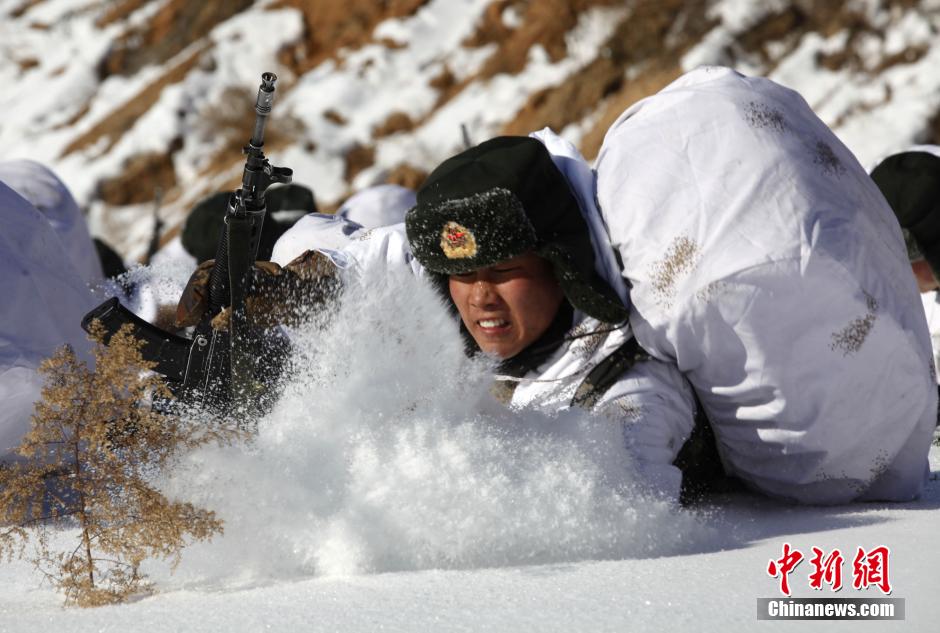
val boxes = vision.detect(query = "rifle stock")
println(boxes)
[81,297,190,383]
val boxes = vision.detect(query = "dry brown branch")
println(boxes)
[0,323,242,607]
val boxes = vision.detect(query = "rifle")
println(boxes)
[82,72,292,416]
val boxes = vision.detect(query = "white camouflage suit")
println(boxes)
[595,67,936,504]
[0,162,100,463]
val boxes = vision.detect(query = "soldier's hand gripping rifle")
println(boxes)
[81,72,292,415]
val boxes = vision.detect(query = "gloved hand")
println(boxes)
[175,249,339,330]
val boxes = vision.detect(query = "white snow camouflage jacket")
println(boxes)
[0,167,99,463]
[595,66,936,504]
[921,291,940,383]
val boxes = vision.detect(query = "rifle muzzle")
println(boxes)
[251,72,277,147]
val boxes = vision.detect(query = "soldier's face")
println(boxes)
[448,252,565,359]
[912,259,940,293]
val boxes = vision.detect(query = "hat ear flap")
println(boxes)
[537,244,629,324]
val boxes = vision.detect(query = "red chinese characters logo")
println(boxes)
[808,547,844,591]
[852,546,892,595]
[767,544,891,596]
[767,543,804,596]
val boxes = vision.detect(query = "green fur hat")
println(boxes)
[182,184,316,263]
[405,136,628,324]
[871,150,940,276]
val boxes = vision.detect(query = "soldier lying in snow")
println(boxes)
[590,67,934,504]
[178,67,936,506]
[870,144,940,383]
[0,162,101,464]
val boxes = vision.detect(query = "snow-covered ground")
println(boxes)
[1,270,938,632]
[1,463,937,631]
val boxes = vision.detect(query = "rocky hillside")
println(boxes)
[1,0,938,260]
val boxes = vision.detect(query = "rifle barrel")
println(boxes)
[250,72,277,147]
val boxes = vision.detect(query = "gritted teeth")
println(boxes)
[478,319,509,328]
